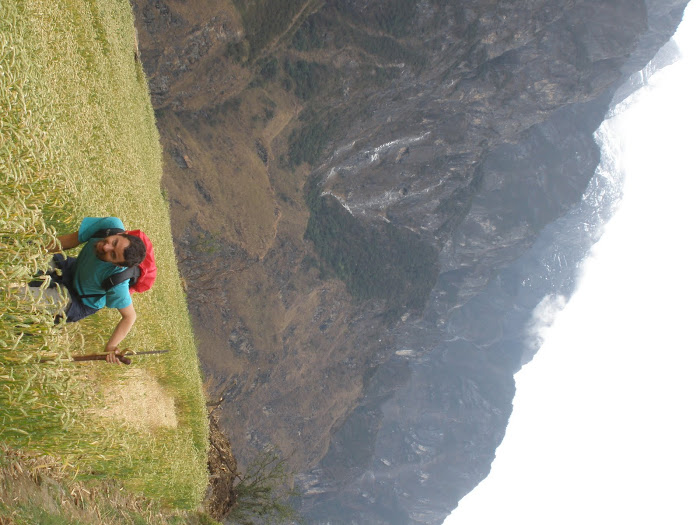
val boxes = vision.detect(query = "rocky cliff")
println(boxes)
[130,1,688,523]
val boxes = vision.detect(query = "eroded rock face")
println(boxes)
[131,0,688,523]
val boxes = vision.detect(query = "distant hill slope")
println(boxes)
[131,0,688,522]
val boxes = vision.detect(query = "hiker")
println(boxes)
[32,217,154,364]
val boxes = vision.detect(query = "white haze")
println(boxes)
[443,2,700,523]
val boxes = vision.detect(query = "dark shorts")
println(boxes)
[30,254,100,323]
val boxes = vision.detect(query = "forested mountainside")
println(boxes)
[130,1,688,522]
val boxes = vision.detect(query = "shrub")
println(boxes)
[228,448,300,525]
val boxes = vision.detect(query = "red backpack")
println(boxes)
[124,229,157,293]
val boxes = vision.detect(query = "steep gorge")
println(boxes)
[130,1,688,522]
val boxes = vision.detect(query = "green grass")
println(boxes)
[1,0,208,513]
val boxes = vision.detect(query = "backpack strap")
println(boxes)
[101,266,141,290]
[90,227,125,239]
[77,267,139,299]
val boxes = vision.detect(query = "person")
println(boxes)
[36,217,147,364]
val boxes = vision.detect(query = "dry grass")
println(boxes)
[0,445,218,524]
[1,0,208,512]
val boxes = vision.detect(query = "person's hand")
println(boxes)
[105,346,123,365]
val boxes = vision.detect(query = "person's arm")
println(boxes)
[104,304,137,364]
[47,231,80,253]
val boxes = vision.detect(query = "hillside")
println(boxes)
[1,1,209,521]
[130,0,689,523]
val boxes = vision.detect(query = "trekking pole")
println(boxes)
[72,349,169,365]
[41,349,169,365]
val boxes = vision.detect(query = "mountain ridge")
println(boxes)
[129,0,688,522]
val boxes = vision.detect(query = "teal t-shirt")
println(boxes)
[73,217,131,310]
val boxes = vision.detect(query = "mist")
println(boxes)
[443,1,700,523]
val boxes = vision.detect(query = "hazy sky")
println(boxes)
[443,2,700,523]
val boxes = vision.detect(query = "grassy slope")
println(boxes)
[1,0,208,515]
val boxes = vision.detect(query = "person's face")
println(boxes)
[95,234,130,265]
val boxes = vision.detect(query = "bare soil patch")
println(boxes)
[97,368,178,430]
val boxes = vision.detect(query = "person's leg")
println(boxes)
[22,279,71,317]
[17,255,97,323]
